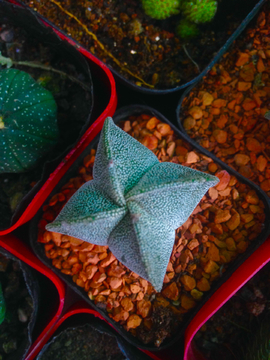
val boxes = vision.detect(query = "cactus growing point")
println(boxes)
[0,68,58,173]
[46,117,219,291]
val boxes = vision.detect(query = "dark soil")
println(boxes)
[22,0,260,90]
[194,261,270,360]
[38,324,127,360]
[0,17,92,230]
[0,253,34,360]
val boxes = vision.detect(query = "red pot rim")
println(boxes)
[0,234,66,360]
[0,0,117,236]
[184,235,270,360]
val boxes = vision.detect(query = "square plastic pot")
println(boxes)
[0,0,117,235]
[29,104,270,358]
[11,0,265,94]
[0,234,66,360]
[35,301,156,360]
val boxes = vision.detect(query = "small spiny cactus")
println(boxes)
[0,68,58,173]
[47,117,219,291]
[176,18,199,39]
[141,0,182,19]
[182,0,218,24]
[140,0,218,40]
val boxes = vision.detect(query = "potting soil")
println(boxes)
[38,324,126,360]
[22,0,259,90]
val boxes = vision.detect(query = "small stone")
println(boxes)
[0,29,14,42]
[18,308,28,323]
[3,339,17,354]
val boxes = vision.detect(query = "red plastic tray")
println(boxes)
[184,235,270,360]
[1,0,117,236]
[0,234,66,360]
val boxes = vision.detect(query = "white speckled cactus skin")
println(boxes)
[47,117,219,291]
[0,68,58,173]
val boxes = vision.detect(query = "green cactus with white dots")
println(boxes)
[0,68,58,173]
[47,117,219,291]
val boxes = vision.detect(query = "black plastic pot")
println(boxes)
[15,0,265,94]
[36,311,151,360]
[0,0,93,232]
[29,105,270,354]
[0,246,39,360]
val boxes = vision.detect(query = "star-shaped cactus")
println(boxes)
[46,117,219,291]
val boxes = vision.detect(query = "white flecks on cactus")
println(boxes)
[0,68,58,173]
[46,117,219,291]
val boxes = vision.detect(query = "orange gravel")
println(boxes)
[180,7,270,197]
[38,114,266,347]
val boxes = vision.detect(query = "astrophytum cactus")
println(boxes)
[0,68,58,173]
[47,117,219,291]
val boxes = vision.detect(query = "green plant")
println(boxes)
[47,117,218,291]
[0,68,58,173]
[176,18,199,39]
[140,0,217,39]
[0,283,6,325]
[141,0,182,19]
[182,0,218,24]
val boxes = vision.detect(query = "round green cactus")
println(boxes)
[0,68,58,173]
[141,0,182,19]
[182,0,218,24]
[176,18,199,39]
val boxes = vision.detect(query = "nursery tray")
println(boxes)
[0,245,39,360]
[36,302,153,360]
[13,0,266,94]
[0,234,65,360]
[0,0,117,235]
[29,105,270,354]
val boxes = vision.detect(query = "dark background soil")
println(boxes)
[38,324,126,360]
[0,254,34,360]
